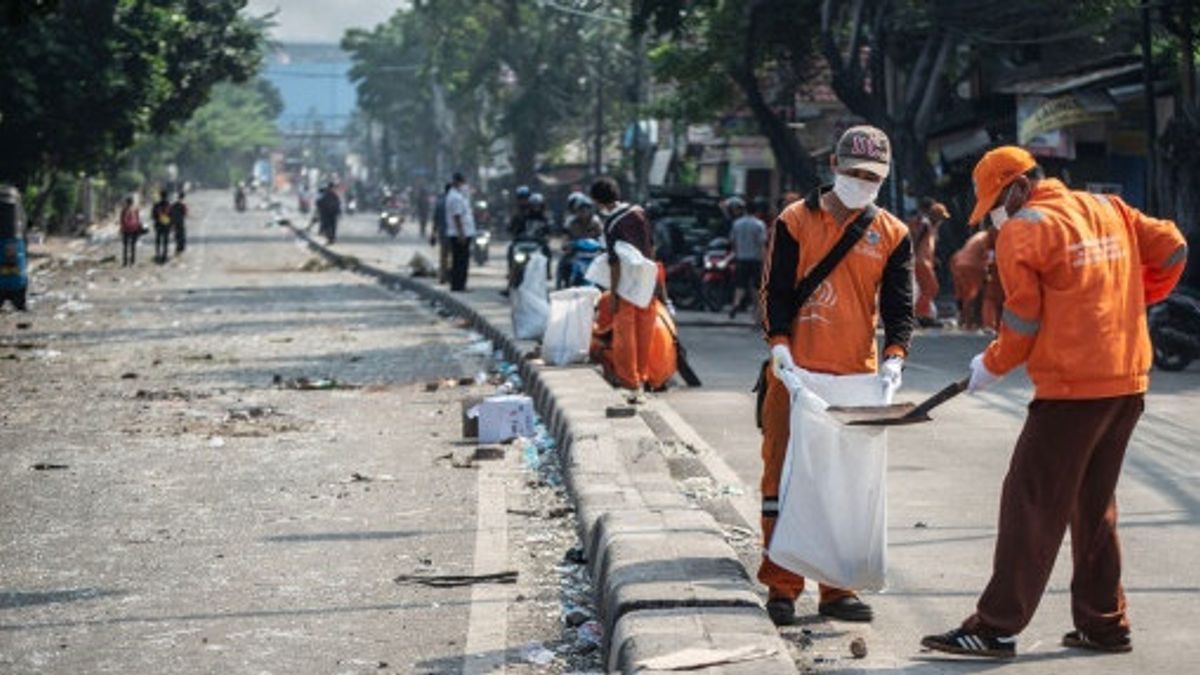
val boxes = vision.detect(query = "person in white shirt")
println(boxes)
[444,172,476,291]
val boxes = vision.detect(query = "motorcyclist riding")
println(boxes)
[507,190,552,289]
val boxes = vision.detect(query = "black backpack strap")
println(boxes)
[791,203,877,309]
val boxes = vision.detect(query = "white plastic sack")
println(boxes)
[767,369,891,591]
[583,253,610,289]
[543,287,601,365]
[512,252,549,340]
[581,242,657,308]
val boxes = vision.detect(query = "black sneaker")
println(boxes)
[1062,630,1131,654]
[818,595,874,622]
[766,598,796,627]
[921,627,1016,659]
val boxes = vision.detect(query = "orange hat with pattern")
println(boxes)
[969,146,1036,226]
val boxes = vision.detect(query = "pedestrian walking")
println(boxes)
[910,197,949,327]
[119,196,142,267]
[726,196,766,320]
[416,184,430,240]
[757,126,914,626]
[445,173,476,292]
[170,191,188,255]
[921,146,1187,660]
[316,181,341,244]
[433,183,451,284]
[151,190,172,264]
[591,176,656,394]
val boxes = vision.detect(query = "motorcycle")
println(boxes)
[234,189,247,213]
[378,210,402,238]
[700,237,736,312]
[473,227,491,266]
[346,196,358,215]
[557,238,603,289]
[508,238,548,289]
[664,248,705,311]
[1149,289,1200,371]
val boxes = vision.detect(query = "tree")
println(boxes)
[635,0,823,190]
[0,1,265,197]
[346,1,628,188]
[132,79,281,187]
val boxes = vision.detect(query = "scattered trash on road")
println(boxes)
[31,463,69,471]
[120,372,139,380]
[634,645,779,670]
[393,570,518,587]
[273,375,360,391]
[225,405,276,421]
[519,642,556,666]
[208,436,226,448]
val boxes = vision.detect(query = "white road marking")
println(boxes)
[463,469,510,674]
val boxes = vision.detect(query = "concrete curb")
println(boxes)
[284,225,796,674]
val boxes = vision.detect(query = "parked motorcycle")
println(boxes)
[1149,289,1200,371]
[473,227,491,266]
[700,237,736,312]
[555,238,603,289]
[664,248,705,311]
[378,210,402,238]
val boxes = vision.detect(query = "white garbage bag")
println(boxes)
[581,242,658,309]
[543,287,601,366]
[583,253,610,289]
[511,252,549,340]
[767,369,891,591]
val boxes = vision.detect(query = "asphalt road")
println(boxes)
[0,193,597,674]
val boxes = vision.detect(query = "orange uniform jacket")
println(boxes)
[763,188,915,373]
[983,179,1187,399]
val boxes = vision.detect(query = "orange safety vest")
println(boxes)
[763,194,913,375]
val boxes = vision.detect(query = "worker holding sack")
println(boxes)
[756,126,915,626]
[591,177,657,394]
[921,147,1187,659]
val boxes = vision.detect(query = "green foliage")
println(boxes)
[134,80,280,187]
[344,0,630,184]
[0,0,266,189]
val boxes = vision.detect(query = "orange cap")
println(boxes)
[968,146,1036,226]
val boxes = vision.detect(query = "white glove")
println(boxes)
[880,356,903,397]
[968,353,1002,393]
[770,344,796,379]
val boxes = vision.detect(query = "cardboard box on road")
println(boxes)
[467,395,536,444]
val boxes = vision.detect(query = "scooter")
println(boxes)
[379,210,402,238]
[473,227,491,266]
[1149,289,1200,371]
[509,238,548,289]
[557,238,603,289]
[701,237,736,312]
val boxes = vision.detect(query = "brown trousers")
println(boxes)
[757,367,856,604]
[965,394,1143,641]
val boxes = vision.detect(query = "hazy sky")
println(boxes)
[245,1,402,44]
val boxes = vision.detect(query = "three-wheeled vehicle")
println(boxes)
[0,185,28,311]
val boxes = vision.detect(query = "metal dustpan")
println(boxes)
[827,377,969,427]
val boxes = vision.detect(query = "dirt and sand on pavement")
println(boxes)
[0,193,602,674]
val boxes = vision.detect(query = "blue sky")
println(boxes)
[245,1,401,44]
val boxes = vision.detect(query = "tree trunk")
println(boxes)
[730,68,820,192]
[512,127,538,187]
[29,172,58,233]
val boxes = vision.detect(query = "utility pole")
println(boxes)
[594,42,605,177]
[631,30,648,203]
[1141,3,1158,212]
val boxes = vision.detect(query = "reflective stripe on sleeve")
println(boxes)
[1164,245,1187,268]
[1002,308,1040,336]
[762,497,780,518]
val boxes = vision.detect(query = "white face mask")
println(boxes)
[989,184,1018,230]
[832,174,881,209]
